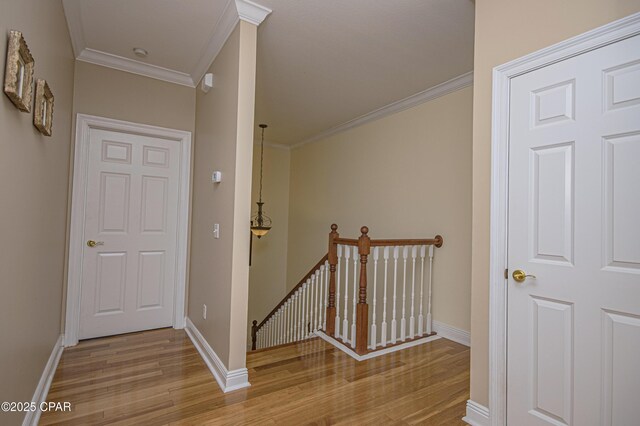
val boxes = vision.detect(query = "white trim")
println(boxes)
[488,12,640,426]
[22,335,64,426]
[61,0,85,57]
[191,0,242,86]
[64,114,191,346]
[63,0,270,88]
[185,318,251,392]
[432,320,470,347]
[463,400,490,426]
[292,71,473,149]
[235,0,272,26]
[315,331,441,361]
[77,49,195,87]
[253,139,291,151]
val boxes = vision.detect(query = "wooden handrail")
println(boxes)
[256,253,329,330]
[334,237,359,246]
[370,236,443,247]
[336,236,443,248]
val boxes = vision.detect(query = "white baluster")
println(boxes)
[401,246,408,341]
[324,260,329,330]
[351,246,357,349]
[371,247,379,349]
[283,306,287,343]
[298,287,303,341]
[306,275,314,337]
[381,246,389,347]
[301,283,307,340]
[268,319,273,347]
[307,278,313,337]
[275,309,282,346]
[266,322,270,347]
[280,308,284,345]
[315,270,321,331]
[273,314,277,346]
[292,292,298,341]
[410,245,417,338]
[335,245,342,338]
[418,245,426,336]
[283,306,287,344]
[286,300,291,343]
[309,274,315,335]
[391,246,399,344]
[290,300,294,343]
[343,246,350,341]
[427,245,434,335]
[305,275,313,338]
[318,266,324,331]
[274,313,279,346]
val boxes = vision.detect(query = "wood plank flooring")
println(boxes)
[41,328,469,425]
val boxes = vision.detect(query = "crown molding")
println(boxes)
[253,140,291,151]
[236,0,273,26]
[190,0,240,86]
[77,49,195,87]
[63,0,271,88]
[62,0,86,57]
[292,70,474,149]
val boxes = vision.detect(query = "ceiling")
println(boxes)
[63,0,475,146]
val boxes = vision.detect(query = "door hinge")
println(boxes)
[504,268,508,279]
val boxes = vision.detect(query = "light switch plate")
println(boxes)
[212,171,222,183]
[213,223,220,238]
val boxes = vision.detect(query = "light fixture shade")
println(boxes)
[250,226,271,238]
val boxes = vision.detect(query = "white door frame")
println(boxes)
[64,114,192,347]
[488,12,640,426]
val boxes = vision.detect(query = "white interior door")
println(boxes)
[507,34,640,425]
[79,126,182,340]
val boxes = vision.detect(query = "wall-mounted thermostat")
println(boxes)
[212,171,222,183]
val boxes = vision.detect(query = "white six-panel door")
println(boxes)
[507,34,640,425]
[78,127,182,339]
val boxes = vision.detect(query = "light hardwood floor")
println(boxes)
[41,328,469,425]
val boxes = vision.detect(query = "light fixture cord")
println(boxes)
[258,125,265,203]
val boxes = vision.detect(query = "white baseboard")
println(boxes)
[184,318,250,393]
[463,400,490,426]
[315,331,441,361]
[433,320,470,347]
[22,335,64,426]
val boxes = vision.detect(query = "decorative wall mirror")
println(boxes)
[3,30,35,112]
[33,79,54,136]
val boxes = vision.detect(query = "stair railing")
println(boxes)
[252,224,443,356]
[253,254,329,350]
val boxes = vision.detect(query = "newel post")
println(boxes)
[356,226,371,355]
[326,224,339,336]
[251,320,258,350]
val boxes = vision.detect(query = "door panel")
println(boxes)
[79,127,181,339]
[507,34,640,425]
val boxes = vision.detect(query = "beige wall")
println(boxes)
[287,87,473,332]
[0,1,75,424]
[189,21,258,370]
[470,0,640,407]
[248,144,290,344]
[73,61,195,132]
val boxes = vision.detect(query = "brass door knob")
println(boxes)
[512,269,536,283]
[86,240,104,248]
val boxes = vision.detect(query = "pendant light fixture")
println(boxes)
[250,124,272,238]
